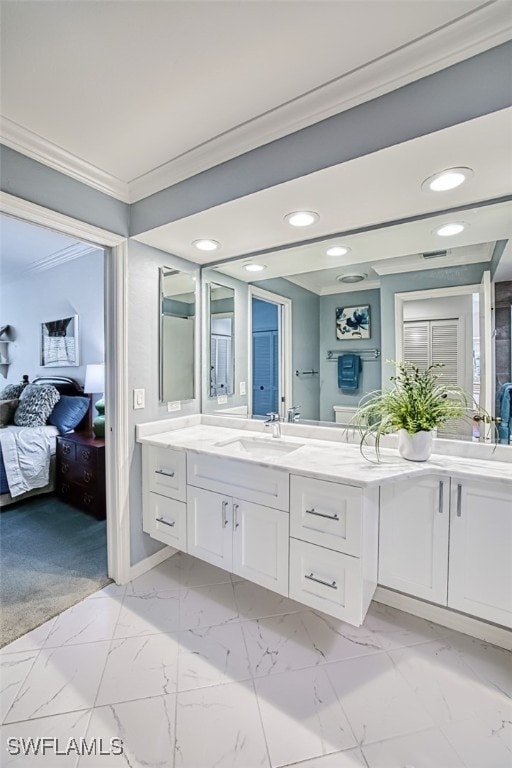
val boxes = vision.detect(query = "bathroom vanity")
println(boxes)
[137,416,512,637]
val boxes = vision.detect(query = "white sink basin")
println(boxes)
[215,436,304,458]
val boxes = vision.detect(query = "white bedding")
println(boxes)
[0,425,59,497]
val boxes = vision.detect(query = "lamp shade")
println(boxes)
[84,363,105,394]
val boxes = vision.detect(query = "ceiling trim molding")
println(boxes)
[2,242,99,284]
[128,3,511,202]
[0,118,130,203]
[1,5,510,206]
[373,249,493,276]
[0,192,126,247]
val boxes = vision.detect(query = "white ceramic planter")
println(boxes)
[398,429,433,461]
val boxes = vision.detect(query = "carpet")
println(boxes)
[0,495,110,647]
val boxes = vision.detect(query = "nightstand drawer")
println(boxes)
[145,446,186,502]
[59,481,105,519]
[289,538,363,625]
[76,444,98,467]
[58,439,76,461]
[290,475,362,556]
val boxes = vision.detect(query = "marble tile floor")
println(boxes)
[1,552,510,768]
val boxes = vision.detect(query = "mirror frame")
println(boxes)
[207,280,236,400]
[159,266,197,404]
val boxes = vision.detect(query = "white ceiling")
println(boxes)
[1,1,509,201]
[0,214,100,283]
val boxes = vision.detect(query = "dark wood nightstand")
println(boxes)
[56,432,106,519]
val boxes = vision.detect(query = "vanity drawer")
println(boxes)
[144,446,186,502]
[187,453,289,511]
[290,475,362,556]
[145,492,187,550]
[289,538,363,626]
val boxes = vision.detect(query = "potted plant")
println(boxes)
[353,361,473,462]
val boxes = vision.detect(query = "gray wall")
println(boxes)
[0,249,104,386]
[0,146,129,236]
[128,240,200,566]
[255,278,320,421]
[319,289,381,421]
[380,262,488,384]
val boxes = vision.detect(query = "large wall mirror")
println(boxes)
[160,267,196,403]
[209,282,235,398]
[210,199,512,444]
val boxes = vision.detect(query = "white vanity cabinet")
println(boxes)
[379,476,512,628]
[187,486,289,594]
[379,476,449,604]
[289,475,379,626]
[142,446,187,550]
[448,479,512,628]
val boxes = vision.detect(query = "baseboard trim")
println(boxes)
[128,546,177,583]
[373,586,512,651]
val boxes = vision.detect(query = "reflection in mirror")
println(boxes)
[209,282,235,397]
[160,268,196,403]
[211,200,512,444]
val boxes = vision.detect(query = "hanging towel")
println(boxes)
[338,354,361,390]
[497,382,512,443]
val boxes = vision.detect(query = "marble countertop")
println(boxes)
[137,421,512,488]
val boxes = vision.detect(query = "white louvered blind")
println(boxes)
[403,319,469,439]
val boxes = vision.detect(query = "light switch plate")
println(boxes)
[168,401,181,412]
[133,388,145,409]
[240,381,246,395]
[217,395,228,405]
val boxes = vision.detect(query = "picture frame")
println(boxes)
[41,315,79,367]
[336,305,370,340]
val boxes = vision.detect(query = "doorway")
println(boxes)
[248,286,292,420]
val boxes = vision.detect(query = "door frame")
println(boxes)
[0,191,131,583]
[248,286,292,420]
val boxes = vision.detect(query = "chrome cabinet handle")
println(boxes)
[222,500,229,528]
[305,572,337,590]
[456,484,462,517]
[305,508,339,522]
[155,469,175,478]
[438,481,444,514]
[156,517,175,528]
[233,503,240,530]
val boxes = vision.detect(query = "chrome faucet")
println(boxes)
[264,412,281,438]
[287,405,301,423]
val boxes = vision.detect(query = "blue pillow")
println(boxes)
[48,395,89,434]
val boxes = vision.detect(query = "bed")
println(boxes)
[0,376,91,507]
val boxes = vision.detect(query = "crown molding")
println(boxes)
[0,118,130,203]
[373,248,493,276]
[2,241,99,285]
[1,3,510,206]
[129,2,512,202]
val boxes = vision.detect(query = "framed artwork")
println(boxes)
[41,315,79,367]
[336,305,370,340]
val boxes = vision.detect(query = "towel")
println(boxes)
[497,382,512,443]
[338,354,361,390]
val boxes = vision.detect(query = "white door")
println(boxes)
[187,486,233,571]
[479,270,494,440]
[379,476,450,604]
[448,480,512,628]
[232,499,289,596]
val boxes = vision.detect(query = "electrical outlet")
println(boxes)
[167,401,181,412]
[217,395,228,405]
[133,388,145,409]
[240,381,246,395]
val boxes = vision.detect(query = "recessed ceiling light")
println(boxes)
[422,167,474,192]
[192,239,220,251]
[434,222,466,237]
[244,263,267,273]
[284,211,319,227]
[326,245,350,257]
[337,272,367,284]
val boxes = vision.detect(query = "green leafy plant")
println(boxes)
[353,361,475,460]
